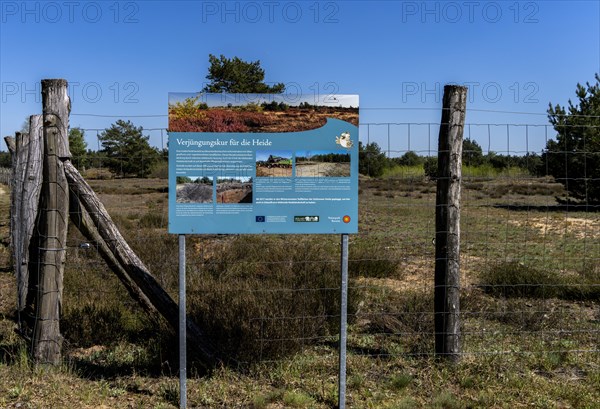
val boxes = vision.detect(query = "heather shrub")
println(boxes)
[187,235,362,362]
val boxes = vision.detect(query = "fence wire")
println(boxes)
[60,122,599,361]
[1,118,598,404]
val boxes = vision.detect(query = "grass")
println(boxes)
[381,164,424,178]
[381,164,532,179]
[0,173,599,407]
[479,260,600,300]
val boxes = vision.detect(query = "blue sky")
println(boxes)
[1,0,599,155]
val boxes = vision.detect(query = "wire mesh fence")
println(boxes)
[1,116,599,405]
[50,120,598,363]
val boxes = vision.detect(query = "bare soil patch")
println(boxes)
[296,162,350,177]
[256,166,292,177]
[217,182,252,204]
[508,216,600,240]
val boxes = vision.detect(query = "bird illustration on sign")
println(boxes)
[335,132,353,149]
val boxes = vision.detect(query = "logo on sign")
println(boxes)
[294,216,320,222]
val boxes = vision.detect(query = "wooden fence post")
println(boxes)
[32,79,70,364]
[12,132,28,295]
[19,116,44,321]
[434,84,467,362]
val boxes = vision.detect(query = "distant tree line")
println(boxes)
[218,177,253,184]
[297,153,350,163]
[361,74,600,204]
[359,139,544,179]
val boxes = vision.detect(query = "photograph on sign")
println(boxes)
[175,176,213,204]
[168,93,359,234]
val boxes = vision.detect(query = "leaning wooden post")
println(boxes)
[434,85,467,362]
[32,79,71,365]
[64,161,221,369]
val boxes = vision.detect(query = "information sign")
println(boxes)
[168,93,359,234]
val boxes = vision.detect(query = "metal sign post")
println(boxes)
[179,234,187,409]
[339,234,349,409]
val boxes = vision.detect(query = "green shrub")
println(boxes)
[150,161,169,179]
[479,261,600,301]
[168,96,208,120]
[423,156,438,180]
[238,102,263,112]
[359,142,389,177]
[479,262,563,299]
[138,211,167,229]
[62,304,139,347]
[349,240,400,279]
[358,289,434,355]
[187,235,362,363]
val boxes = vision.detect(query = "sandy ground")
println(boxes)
[256,166,292,177]
[217,183,253,204]
[508,216,599,240]
[296,162,350,177]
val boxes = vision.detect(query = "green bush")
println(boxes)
[423,156,438,180]
[62,304,143,347]
[187,236,362,362]
[479,262,563,299]
[479,261,600,300]
[358,288,434,355]
[359,142,389,177]
[138,211,167,228]
[168,96,208,120]
[150,160,169,179]
[349,240,400,279]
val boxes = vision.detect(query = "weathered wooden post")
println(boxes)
[32,79,71,364]
[19,116,44,320]
[5,122,43,331]
[11,131,28,293]
[434,85,467,362]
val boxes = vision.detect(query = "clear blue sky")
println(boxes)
[1,0,599,155]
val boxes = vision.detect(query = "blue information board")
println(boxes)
[168,94,358,234]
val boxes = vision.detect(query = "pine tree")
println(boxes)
[202,54,285,94]
[544,74,600,203]
[99,120,159,177]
